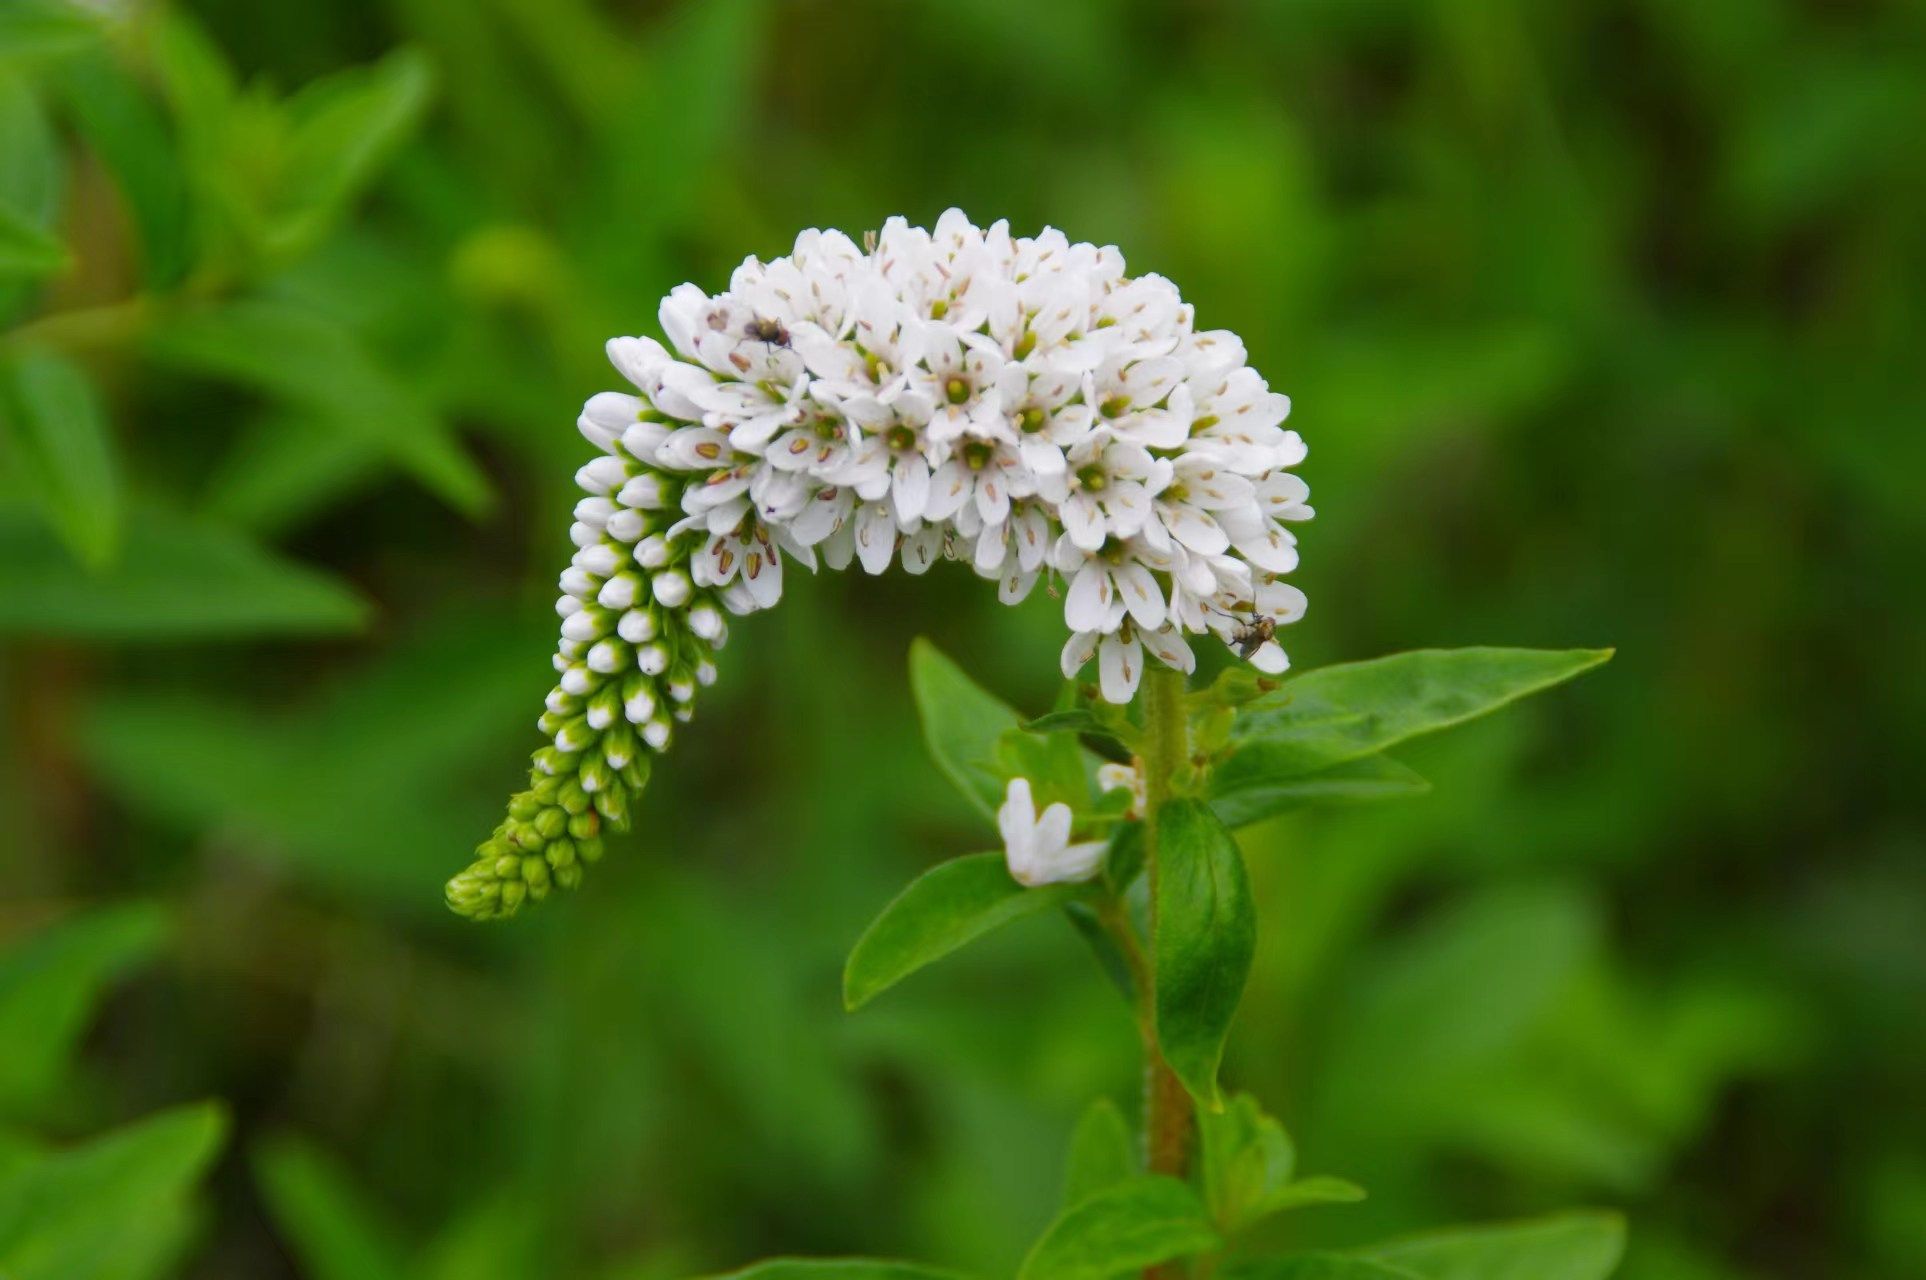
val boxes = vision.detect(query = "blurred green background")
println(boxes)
[1,0,1922,1276]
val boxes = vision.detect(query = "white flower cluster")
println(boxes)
[449,211,1311,919]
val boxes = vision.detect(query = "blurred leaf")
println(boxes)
[1314,887,1599,1144]
[268,47,433,258]
[49,50,193,286]
[844,851,1080,1011]
[1060,1097,1134,1208]
[0,1102,226,1280]
[0,0,104,63]
[1018,1175,1218,1280]
[203,413,389,535]
[1363,1212,1626,1280]
[0,200,65,281]
[1199,1093,1363,1234]
[254,1137,410,1280]
[1211,755,1431,829]
[908,637,1025,823]
[1153,799,1254,1110]
[1215,648,1612,796]
[1223,1258,1419,1280]
[148,299,490,514]
[713,1262,967,1280]
[0,347,122,568]
[77,610,549,903]
[0,501,367,638]
[0,903,168,1117]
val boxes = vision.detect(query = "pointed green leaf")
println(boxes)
[1362,1212,1626,1280]
[254,1137,410,1280]
[844,851,1078,1010]
[0,200,65,281]
[148,300,490,515]
[1211,754,1430,829]
[1215,648,1612,793]
[0,348,122,568]
[0,501,368,638]
[0,1102,226,1280]
[0,903,167,1116]
[1018,1175,1218,1280]
[268,47,433,258]
[905,635,1070,819]
[1199,1093,1363,1233]
[51,51,194,286]
[1061,1098,1135,1208]
[1153,799,1255,1110]
[0,0,105,63]
[711,1262,967,1280]
[1222,1257,1419,1280]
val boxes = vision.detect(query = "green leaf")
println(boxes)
[0,348,122,568]
[0,1102,226,1280]
[1211,754,1431,829]
[0,200,65,281]
[1362,1212,1626,1280]
[1153,799,1255,1110]
[1018,1175,1219,1280]
[254,1137,410,1280]
[1199,1093,1362,1233]
[0,904,168,1117]
[0,0,105,64]
[843,851,1078,1010]
[1222,1257,1419,1280]
[0,501,368,639]
[1061,1098,1135,1208]
[50,51,194,286]
[269,47,433,258]
[1214,648,1612,793]
[906,637,1026,821]
[711,1262,967,1280]
[147,299,490,514]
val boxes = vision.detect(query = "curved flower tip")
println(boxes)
[454,209,1312,917]
[998,777,1107,888]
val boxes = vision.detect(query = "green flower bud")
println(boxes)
[554,863,583,891]
[546,838,577,869]
[508,793,542,821]
[567,810,600,840]
[592,784,628,829]
[558,778,591,815]
[579,754,612,794]
[577,835,606,863]
[534,806,567,841]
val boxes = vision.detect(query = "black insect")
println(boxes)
[1208,601,1277,660]
[1230,613,1278,660]
[742,315,791,348]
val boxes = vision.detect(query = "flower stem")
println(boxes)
[1139,665,1193,1187]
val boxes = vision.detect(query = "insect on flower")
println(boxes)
[741,315,790,348]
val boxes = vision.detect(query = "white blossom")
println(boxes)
[997,777,1106,888]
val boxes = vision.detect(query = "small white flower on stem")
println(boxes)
[1096,761,1147,819]
[997,777,1106,888]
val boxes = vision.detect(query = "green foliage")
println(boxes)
[1211,650,1611,823]
[0,347,121,567]
[908,638,1087,821]
[1059,1098,1135,1207]
[0,501,367,637]
[255,1137,412,1280]
[1018,1176,1218,1280]
[0,1102,226,1280]
[1153,799,1256,1110]
[1363,1213,1626,1280]
[710,1263,967,1280]
[1198,1093,1362,1235]
[1221,1259,1418,1280]
[844,851,1082,1010]
[0,904,167,1117]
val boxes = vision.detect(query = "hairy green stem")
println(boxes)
[1140,665,1193,1188]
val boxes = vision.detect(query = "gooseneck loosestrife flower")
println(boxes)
[446,211,1312,920]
